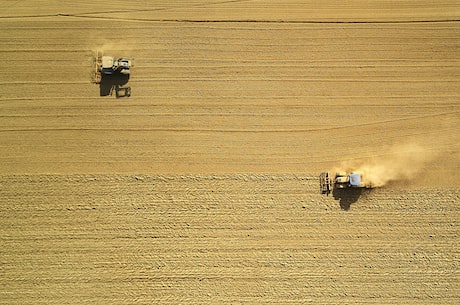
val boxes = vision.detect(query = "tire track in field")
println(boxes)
[62,13,460,24]
[0,0,255,20]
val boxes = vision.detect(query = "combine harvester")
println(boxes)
[93,50,132,98]
[320,172,372,196]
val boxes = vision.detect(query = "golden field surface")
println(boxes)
[0,1,459,304]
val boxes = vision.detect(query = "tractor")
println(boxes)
[93,50,132,98]
[320,172,371,195]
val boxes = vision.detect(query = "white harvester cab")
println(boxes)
[116,58,131,74]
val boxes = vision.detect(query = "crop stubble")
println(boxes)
[0,1,459,304]
[1,174,459,304]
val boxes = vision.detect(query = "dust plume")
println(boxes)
[334,143,438,187]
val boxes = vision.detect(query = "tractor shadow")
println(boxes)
[100,73,130,97]
[333,188,371,211]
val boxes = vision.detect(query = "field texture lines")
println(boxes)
[0,1,459,304]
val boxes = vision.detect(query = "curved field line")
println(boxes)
[0,111,457,133]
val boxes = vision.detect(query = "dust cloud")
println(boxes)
[334,143,438,187]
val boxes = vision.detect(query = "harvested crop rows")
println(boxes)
[0,1,459,304]
[1,174,459,304]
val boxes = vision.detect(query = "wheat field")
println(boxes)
[0,1,459,304]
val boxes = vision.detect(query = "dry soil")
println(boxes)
[0,1,459,304]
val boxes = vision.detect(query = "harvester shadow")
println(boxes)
[333,188,364,211]
[100,73,130,97]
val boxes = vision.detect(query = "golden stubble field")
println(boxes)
[0,1,459,304]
